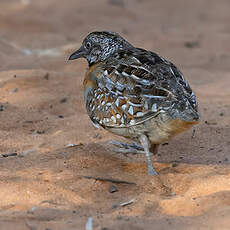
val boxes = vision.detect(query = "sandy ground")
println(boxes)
[0,0,230,229]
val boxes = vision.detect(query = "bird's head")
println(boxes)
[69,31,133,65]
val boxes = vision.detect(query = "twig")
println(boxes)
[120,199,135,207]
[205,120,217,125]
[1,153,17,158]
[191,129,196,139]
[85,217,93,230]
[83,176,136,185]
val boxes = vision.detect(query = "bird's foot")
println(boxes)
[110,140,149,155]
[110,139,158,176]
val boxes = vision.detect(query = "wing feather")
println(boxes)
[85,48,198,128]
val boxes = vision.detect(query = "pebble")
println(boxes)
[172,162,178,167]
[10,88,18,94]
[112,204,118,209]
[36,130,45,134]
[60,98,67,103]
[44,73,49,80]
[31,205,38,212]
[184,41,200,48]
[109,184,118,193]
[0,105,5,111]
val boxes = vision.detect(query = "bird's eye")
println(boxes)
[85,42,91,49]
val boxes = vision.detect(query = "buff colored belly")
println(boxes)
[104,113,199,144]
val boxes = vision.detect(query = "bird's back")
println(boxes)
[84,47,199,134]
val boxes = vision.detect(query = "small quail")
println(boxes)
[69,31,199,175]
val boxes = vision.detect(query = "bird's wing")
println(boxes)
[85,49,199,128]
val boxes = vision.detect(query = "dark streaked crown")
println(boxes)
[69,31,133,65]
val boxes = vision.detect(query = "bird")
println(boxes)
[69,31,199,175]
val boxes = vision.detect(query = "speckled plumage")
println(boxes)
[69,31,200,175]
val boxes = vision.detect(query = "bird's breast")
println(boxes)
[83,63,102,90]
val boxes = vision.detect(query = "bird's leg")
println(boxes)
[110,140,146,155]
[139,135,158,176]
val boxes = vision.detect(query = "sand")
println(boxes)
[0,0,230,229]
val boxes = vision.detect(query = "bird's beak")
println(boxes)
[68,46,85,60]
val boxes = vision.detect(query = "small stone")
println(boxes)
[36,130,45,134]
[109,185,118,193]
[10,88,18,93]
[208,148,214,151]
[31,205,38,212]
[184,41,200,48]
[44,73,49,80]
[172,163,178,167]
[0,105,5,111]
[60,98,67,103]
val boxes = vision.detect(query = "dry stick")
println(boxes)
[120,199,135,207]
[1,153,17,158]
[83,176,136,185]
[85,217,93,230]
[191,128,196,139]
